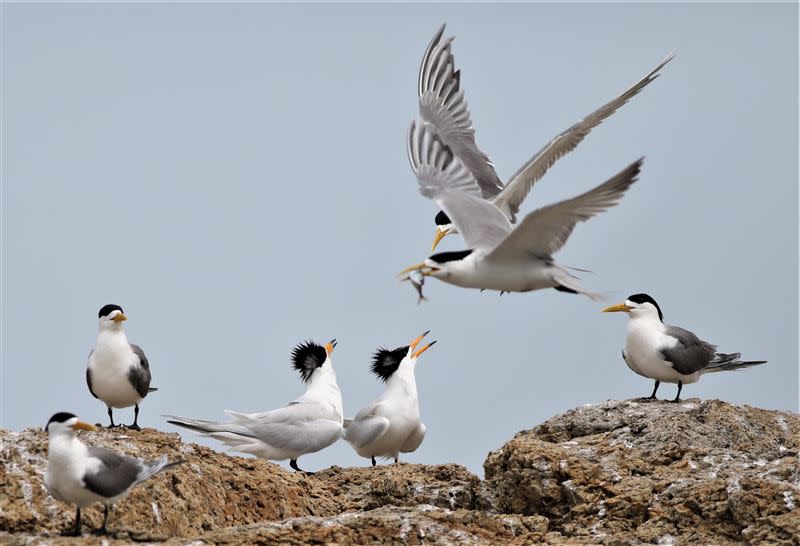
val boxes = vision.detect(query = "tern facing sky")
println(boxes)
[165,340,343,473]
[418,24,673,252]
[343,331,435,466]
[400,121,642,297]
[602,294,767,401]
[86,305,156,430]
[44,412,182,536]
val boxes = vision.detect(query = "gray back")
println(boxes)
[660,325,717,375]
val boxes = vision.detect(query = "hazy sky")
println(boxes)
[3,3,797,475]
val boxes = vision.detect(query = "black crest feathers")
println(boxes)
[434,210,452,226]
[45,412,76,430]
[291,341,327,382]
[628,293,664,322]
[98,304,123,318]
[371,346,409,382]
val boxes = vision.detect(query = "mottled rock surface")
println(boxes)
[2,399,797,545]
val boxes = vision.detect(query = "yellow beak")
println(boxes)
[398,262,427,276]
[112,313,128,323]
[72,421,97,431]
[325,339,337,356]
[409,330,430,351]
[431,228,448,252]
[412,340,437,359]
[602,303,632,313]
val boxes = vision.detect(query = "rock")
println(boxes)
[483,399,800,545]
[2,399,797,544]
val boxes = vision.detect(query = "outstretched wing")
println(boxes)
[492,53,674,221]
[408,119,511,251]
[487,158,642,262]
[661,325,717,375]
[418,24,503,199]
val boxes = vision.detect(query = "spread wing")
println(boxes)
[418,24,503,200]
[492,53,674,221]
[487,158,641,262]
[661,326,717,375]
[128,344,152,398]
[408,119,511,251]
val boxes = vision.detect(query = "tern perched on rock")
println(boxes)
[44,412,182,536]
[603,293,767,402]
[400,121,642,298]
[344,331,435,466]
[166,340,343,473]
[86,305,156,430]
[418,24,673,251]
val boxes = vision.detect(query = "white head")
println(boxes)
[370,331,436,382]
[602,293,664,322]
[291,339,337,383]
[98,304,128,331]
[45,412,97,438]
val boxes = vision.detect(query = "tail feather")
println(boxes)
[148,387,158,393]
[136,455,185,484]
[551,267,604,301]
[164,415,255,438]
[703,354,767,374]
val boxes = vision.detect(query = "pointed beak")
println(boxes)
[431,228,448,252]
[72,421,97,431]
[409,330,430,351]
[325,339,337,356]
[112,313,128,323]
[602,303,632,313]
[412,340,437,359]
[398,262,438,279]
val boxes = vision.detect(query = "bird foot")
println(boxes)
[91,526,109,536]
[61,528,81,537]
[126,423,142,431]
[671,398,682,404]
[639,396,658,402]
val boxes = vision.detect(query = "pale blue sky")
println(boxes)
[2,3,797,475]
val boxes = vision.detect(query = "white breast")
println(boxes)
[88,333,141,408]
[45,437,105,508]
[624,319,686,384]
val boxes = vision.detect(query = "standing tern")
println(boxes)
[343,331,436,466]
[603,293,767,402]
[419,24,673,251]
[166,340,343,473]
[44,412,182,536]
[400,121,642,297]
[86,304,156,430]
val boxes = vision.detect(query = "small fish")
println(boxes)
[409,269,427,304]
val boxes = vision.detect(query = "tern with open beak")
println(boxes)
[400,121,642,298]
[418,24,673,252]
[343,331,435,465]
[86,305,156,430]
[166,340,343,473]
[603,294,767,402]
[44,412,182,536]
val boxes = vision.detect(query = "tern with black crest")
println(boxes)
[86,305,156,430]
[344,331,435,465]
[418,24,673,251]
[400,121,642,298]
[44,412,182,536]
[166,340,343,473]
[603,294,767,401]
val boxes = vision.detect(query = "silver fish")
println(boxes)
[409,269,427,304]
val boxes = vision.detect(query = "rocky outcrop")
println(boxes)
[1,399,797,545]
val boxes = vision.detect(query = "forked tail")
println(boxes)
[702,353,767,374]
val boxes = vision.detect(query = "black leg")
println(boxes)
[394,456,399,464]
[647,380,660,400]
[129,405,141,431]
[290,458,313,474]
[107,407,116,428]
[371,456,376,467]
[93,505,110,535]
[63,506,81,536]
[672,381,683,403]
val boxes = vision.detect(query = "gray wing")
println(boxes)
[487,159,641,262]
[400,422,426,453]
[86,367,98,399]
[660,325,717,375]
[128,344,152,398]
[344,403,391,448]
[229,404,343,453]
[493,53,674,221]
[83,446,144,498]
[408,119,511,251]
[418,24,503,200]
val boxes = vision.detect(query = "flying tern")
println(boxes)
[418,24,673,251]
[400,121,642,298]
[343,331,435,466]
[44,412,182,536]
[603,293,767,401]
[86,305,156,430]
[166,340,343,473]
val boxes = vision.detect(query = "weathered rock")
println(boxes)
[2,399,797,545]
[483,399,800,545]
